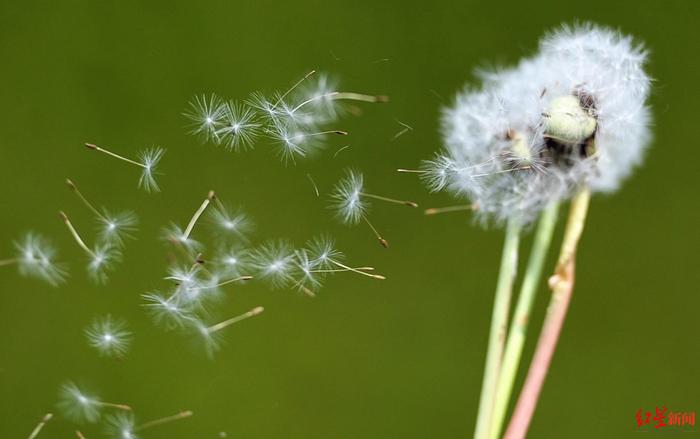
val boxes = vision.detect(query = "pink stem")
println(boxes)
[503,259,575,439]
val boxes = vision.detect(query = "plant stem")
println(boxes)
[96,401,132,411]
[360,192,418,207]
[27,413,52,439]
[474,218,522,439]
[330,259,385,280]
[489,202,560,439]
[183,191,214,240]
[134,410,193,432]
[503,188,590,439]
[66,179,105,220]
[206,306,264,333]
[59,211,96,258]
[85,143,146,168]
[0,258,19,267]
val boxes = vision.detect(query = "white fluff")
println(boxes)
[435,23,652,224]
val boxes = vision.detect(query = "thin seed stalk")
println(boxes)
[85,144,146,168]
[206,306,264,333]
[183,192,214,240]
[134,410,193,432]
[60,212,96,258]
[329,259,385,280]
[489,202,560,439]
[474,218,522,439]
[0,258,19,267]
[66,179,104,220]
[360,192,418,207]
[504,188,591,439]
[96,401,132,411]
[27,413,52,439]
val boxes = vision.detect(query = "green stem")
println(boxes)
[0,258,19,267]
[474,218,522,439]
[489,202,560,439]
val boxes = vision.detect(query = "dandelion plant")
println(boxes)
[405,23,651,438]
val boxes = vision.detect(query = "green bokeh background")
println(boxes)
[1,1,698,437]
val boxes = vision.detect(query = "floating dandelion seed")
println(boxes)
[162,191,214,254]
[142,291,195,329]
[59,211,121,284]
[251,240,296,288]
[1,232,67,286]
[330,169,417,247]
[189,71,386,164]
[84,315,132,358]
[104,410,193,439]
[215,101,260,151]
[208,196,254,242]
[215,247,251,278]
[56,382,131,424]
[191,306,264,354]
[66,179,138,247]
[84,143,164,193]
[184,94,227,143]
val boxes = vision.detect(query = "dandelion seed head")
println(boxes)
[137,147,165,193]
[291,249,323,293]
[330,170,367,225]
[305,235,343,270]
[87,244,121,284]
[57,382,102,424]
[185,94,227,143]
[104,412,137,439]
[84,315,132,358]
[251,240,295,288]
[438,23,651,224]
[208,205,253,242]
[214,102,260,151]
[97,210,138,248]
[142,292,195,329]
[14,232,67,286]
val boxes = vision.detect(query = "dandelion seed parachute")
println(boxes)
[87,243,122,284]
[330,169,367,225]
[137,147,165,193]
[57,382,102,424]
[84,315,132,358]
[96,209,138,248]
[11,232,67,286]
[250,240,296,289]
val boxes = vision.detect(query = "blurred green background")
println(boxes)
[1,0,698,437]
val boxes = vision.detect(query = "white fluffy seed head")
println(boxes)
[439,23,651,224]
[208,205,253,242]
[103,412,137,439]
[87,244,122,284]
[56,382,102,424]
[251,240,295,289]
[330,170,367,225]
[142,291,195,330]
[14,232,67,286]
[96,209,138,248]
[84,315,132,358]
[137,147,165,193]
